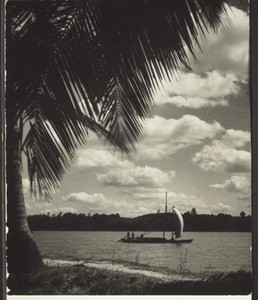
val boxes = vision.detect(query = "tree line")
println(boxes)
[6,0,248,274]
[27,211,251,232]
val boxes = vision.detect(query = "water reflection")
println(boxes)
[33,231,251,273]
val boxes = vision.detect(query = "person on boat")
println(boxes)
[127,231,130,239]
[140,233,144,239]
[132,232,135,239]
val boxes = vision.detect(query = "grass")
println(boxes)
[7,264,251,295]
[150,269,251,295]
[8,264,158,295]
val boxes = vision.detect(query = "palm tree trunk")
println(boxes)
[6,121,43,274]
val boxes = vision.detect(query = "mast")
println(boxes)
[171,205,175,240]
[163,192,167,238]
[172,206,174,239]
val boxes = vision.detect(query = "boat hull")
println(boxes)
[119,237,193,244]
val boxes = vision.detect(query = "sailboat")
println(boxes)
[119,193,193,244]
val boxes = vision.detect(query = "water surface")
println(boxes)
[33,231,251,273]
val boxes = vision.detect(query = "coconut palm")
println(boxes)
[6,0,246,274]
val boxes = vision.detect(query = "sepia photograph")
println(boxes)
[5,0,251,297]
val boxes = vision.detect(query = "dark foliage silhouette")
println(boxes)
[6,0,246,274]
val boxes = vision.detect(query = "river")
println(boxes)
[33,231,251,273]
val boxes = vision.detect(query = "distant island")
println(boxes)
[28,211,251,232]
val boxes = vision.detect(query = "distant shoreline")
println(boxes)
[28,212,251,232]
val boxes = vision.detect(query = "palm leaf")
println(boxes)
[6,0,248,197]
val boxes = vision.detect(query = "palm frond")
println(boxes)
[22,109,127,199]
[6,0,248,197]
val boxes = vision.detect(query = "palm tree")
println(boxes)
[6,0,246,274]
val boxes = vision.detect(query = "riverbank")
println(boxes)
[7,259,251,295]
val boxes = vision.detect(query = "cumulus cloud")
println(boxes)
[75,148,132,171]
[135,115,224,160]
[169,72,239,99]
[192,127,251,173]
[62,188,233,216]
[155,71,239,109]
[97,166,176,188]
[188,7,249,79]
[210,175,251,200]
[158,95,228,109]
[193,145,251,172]
[120,186,233,215]
[64,192,109,204]
[144,191,233,215]
[153,7,248,110]
[213,129,250,148]
[63,192,150,216]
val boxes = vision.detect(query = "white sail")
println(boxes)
[173,207,184,238]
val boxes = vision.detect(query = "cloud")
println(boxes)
[188,7,249,79]
[213,129,250,148]
[23,178,70,215]
[63,189,231,216]
[39,187,234,217]
[208,202,233,214]
[153,7,249,110]
[192,128,251,173]
[155,71,239,109]
[135,115,224,160]
[63,192,150,216]
[23,176,60,202]
[121,186,233,215]
[169,71,239,99]
[123,187,167,199]
[97,166,176,188]
[75,148,132,171]
[123,186,194,200]
[193,145,251,172]
[159,199,233,215]
[25,198,78,216]
[210,175,251,200]
[157,95,228,109]
[175,198,233,215]
[64,192,109,204]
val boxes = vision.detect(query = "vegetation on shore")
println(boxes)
[28,211,251,232]
[8,264,251,295]
[7,0,249,275]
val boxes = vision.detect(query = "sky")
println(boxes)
[23,6,251,218]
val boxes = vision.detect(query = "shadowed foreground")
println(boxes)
[8,265,251,295]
